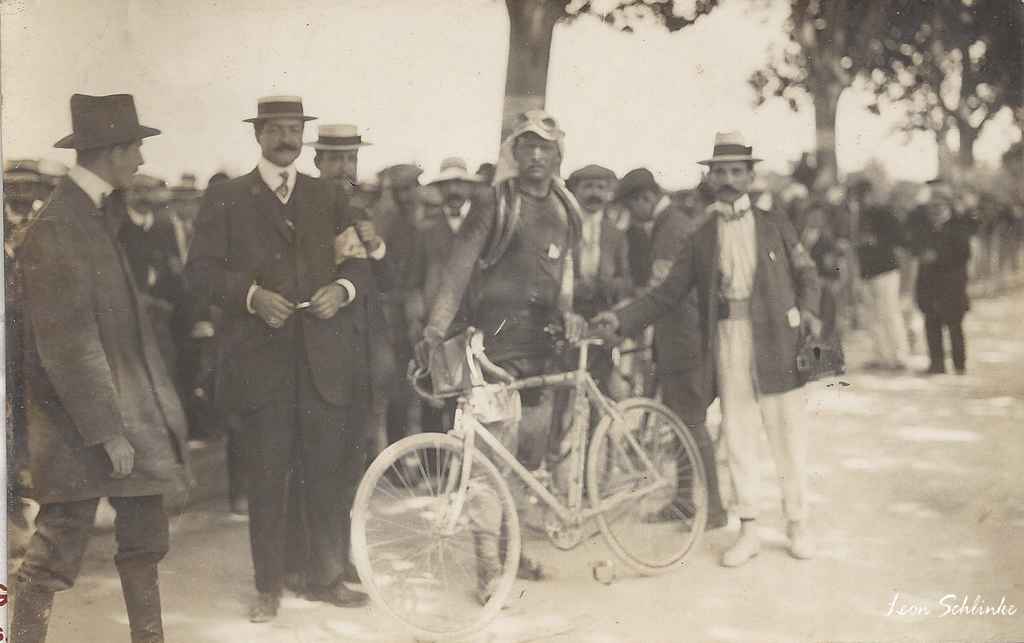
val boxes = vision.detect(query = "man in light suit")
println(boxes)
[13,93,190,643]
[593,132,822,567]
[186,96,375,622]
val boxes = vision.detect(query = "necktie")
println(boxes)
[276,171,290,201]
[101,190,127,237]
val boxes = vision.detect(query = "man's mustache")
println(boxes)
[717,185,740,199]
[274,144,299,153]
[584,197,604,207]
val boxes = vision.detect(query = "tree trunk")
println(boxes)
[500,0,564,141]
[810,79,842,192]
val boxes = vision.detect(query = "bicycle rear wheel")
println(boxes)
[351,432,520,641]
[587,398,708,575]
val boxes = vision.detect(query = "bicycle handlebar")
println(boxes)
[408,327,606,403]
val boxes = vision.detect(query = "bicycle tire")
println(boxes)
[351,432,521,641]
[587,398,708,575]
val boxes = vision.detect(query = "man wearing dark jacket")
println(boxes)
[594,132,822,568]
[186,96,373,621]
[914,179,977,375]
[13,93,191,643]
[612,168,727,529]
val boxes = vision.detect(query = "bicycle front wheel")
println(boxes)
[587,398,708,575]
[351,432,521,641]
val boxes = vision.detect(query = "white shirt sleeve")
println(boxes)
[334,278,356,305]
[246,284,259,314]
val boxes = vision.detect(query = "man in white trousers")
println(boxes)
[592,131,822,567]
[850,178,910,371]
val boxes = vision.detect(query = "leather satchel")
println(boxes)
[795,331,846,384]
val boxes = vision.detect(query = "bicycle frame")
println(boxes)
[440,340,672,535]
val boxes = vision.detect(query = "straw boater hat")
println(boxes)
[242,95,316,123]
[306,123,371,151]
[429,157,480,185]
[54,94,161,150]
[698,131,763,166]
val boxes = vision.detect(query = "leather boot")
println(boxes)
[11,583,55,643]
[473,531,501,606]
[118,563,164,643]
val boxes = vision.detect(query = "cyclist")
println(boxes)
[415,110,587,603]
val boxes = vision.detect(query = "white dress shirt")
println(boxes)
[258,156,297,204]
[246,157,370,314]
[717,193,758,300]
[68,164,114,209]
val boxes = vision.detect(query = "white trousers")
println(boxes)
[717,319,808,522]
[863,269,910,366]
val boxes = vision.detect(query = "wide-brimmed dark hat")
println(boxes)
[54,94,161,150]
[614,168,659,202]
[243,95,316,123]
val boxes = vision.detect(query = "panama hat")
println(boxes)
[429,157,481,185]
[697,131,762,166]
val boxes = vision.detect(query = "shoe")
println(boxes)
[787,521,815,560]
[305,579,369,608]
[721,527,760,567]
[249,592,280,623]
[955,367,966,376]
[919,367,946,376]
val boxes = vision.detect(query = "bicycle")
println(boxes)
[350,328,709,641]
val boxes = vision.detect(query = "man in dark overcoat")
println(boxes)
[913,179,977,375]
[12,93,191,643]
[593,131,822,568]
[611,168,727,529]
[185,96,373,622]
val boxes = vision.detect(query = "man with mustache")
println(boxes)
[415,110,587,603]
[405,157,482,431]
[593,132,822,567]
[610,167,727,530]
[565,165,631,400]
[186,96,374,621]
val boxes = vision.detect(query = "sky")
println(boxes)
[1,0,1017,190]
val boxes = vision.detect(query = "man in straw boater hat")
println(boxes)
[276,122,386,594]
[414,110,588,603]
[593,131,823,567]
[11,93,191,643]
[186,96,377,621]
